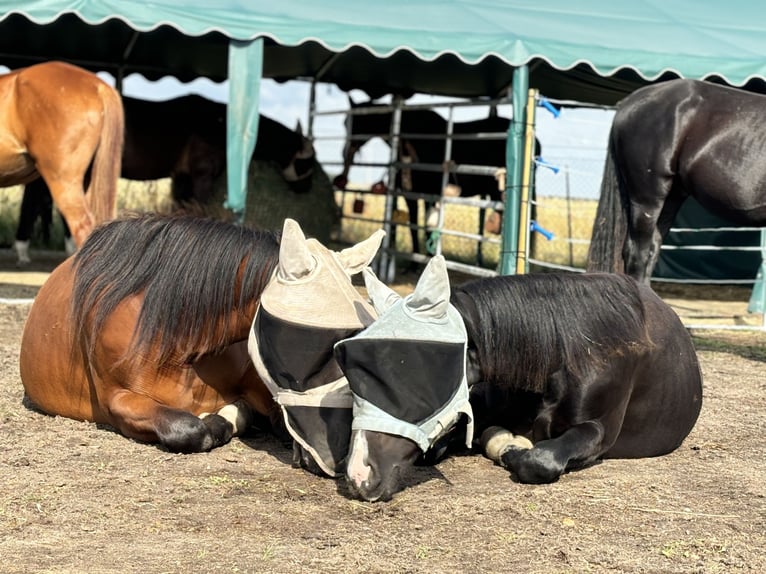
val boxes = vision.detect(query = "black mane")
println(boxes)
[70,213,279,364]
[452,273,652,393]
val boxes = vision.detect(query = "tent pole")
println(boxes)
[747,229,766,323]
[515,88,538,274]
[501,65,529,275]
[225,38,264,218]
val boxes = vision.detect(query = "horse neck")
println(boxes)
[224,298,260,343]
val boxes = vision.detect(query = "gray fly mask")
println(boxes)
[334,255,474,458]
[248,218,384,477]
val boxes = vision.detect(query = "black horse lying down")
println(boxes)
[335,257,703,501]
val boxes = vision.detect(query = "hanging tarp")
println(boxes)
[654,198,761,281]
[2,1,766,104]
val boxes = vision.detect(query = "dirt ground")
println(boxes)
[0,249,764,573]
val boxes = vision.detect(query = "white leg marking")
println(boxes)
[480,426,533,463]
[215,402,251,436]
[198,401,252,437]
[15,240,31,265]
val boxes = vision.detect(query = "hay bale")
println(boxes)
[231,159,340,243]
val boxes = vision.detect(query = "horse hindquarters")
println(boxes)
[607,289,703,458]
[19,259,95,421]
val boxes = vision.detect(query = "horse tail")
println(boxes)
[87,84,125,222]
[586,133,626,273]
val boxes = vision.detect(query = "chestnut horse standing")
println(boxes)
[0,61,123,246]
[20,213,282,452]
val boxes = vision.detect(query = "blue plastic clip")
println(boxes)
[530,221,554,241]
[538,97,560,118]
[535,157,560,174]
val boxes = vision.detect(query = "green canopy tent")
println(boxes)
[1,0,766,280]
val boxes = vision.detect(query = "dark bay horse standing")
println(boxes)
[121,95,316,204]
[587,79,766,284]
[0,61,123,247]
[334,101,516,254]
[20,213,283,452]
[14,95,316,264]
[336,256,702,501]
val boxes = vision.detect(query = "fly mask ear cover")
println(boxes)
[248,218,384,476]
[334,255,474,453]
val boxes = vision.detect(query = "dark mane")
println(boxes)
[70,213,279,364]
[452,273,652,393]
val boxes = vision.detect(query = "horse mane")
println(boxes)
[70,212,280,365]
[452,273,653,393]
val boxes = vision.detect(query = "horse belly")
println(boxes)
[0,145,36,186]
[19,260,97,421]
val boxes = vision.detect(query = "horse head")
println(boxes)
[281,121,316,194]
[248,218,385,477]
[334,255,474,501]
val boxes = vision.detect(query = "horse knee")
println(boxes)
[501,446,564,484]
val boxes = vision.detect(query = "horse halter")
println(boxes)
[247,218,383,477]
[334,257,474,454]
[281,136,315,191]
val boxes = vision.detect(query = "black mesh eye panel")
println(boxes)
[255,307,360,392]
[335,339,464,424]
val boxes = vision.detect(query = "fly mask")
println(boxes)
[248,218,384,476]
[334,255,474,455]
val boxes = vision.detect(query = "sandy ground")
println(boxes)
[0,248,764,573]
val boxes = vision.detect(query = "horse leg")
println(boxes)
[407,196,420,254]
[15,181,46,265]
[42,178,94,247]
[499,421,605,484]
[106,390,254,453]
[487,368,630,483]
[623,199,665,285]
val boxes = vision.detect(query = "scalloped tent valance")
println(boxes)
[3,1,766,103]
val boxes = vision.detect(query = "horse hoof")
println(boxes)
[480,426,533,464]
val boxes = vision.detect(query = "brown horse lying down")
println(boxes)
[20,213,282,453]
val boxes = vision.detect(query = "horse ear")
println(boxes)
[294,120,303,136]
[336,229,386,275]
[278,219,316,281]
[406,255,451,320]
[362,267,400,314]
